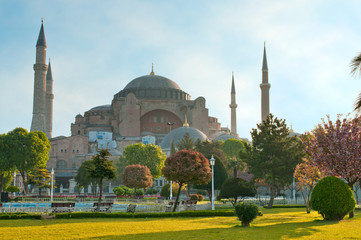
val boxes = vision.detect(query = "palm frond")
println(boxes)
[350,53,361,76]
[354,92,361,112]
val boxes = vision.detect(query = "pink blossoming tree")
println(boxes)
[294,158,325,213]
[302,115,361,217]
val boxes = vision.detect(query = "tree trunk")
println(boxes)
[233,167,237,178]
[207,189,212,204]
[267,179,275,208]
[173,182,183,212]
[348,182,355,218]
[20,170,28,194]
[97,178,103,212]
[0,173,4,192]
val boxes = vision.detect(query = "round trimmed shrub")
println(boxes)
[113,186,125,196]
[146,188,158,195]
[235,202,259,226]
[135,189,144,196]
[310,176,355,221]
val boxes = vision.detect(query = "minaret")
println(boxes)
[229,72,237,136]
[260,43,270,122]
[45,58,54,138]
[31,20,48,134]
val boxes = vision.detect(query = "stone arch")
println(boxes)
[140,109,182,134]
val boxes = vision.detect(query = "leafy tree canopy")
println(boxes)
[121,164,153,193]
[246,114,304,208]
[219,178,256,207]
[119,143,166,179]
[5,128,51,194]
[87,149,116,210]
[162,149,212,211]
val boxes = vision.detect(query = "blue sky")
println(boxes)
[1,0,361,140]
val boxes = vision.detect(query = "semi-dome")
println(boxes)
[160,126,207,149]
[213,133,240,142]
[90,104,111,111]
[114,72,190,100]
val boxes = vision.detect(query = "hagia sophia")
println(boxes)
[30,22,270,193]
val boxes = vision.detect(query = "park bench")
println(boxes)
[51,202,75,213]
[92,202,113,213]
[127,204,137,213]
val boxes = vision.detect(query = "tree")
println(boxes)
[246,114,304,208]
[0,133,16,192]
[350,52,361,110]
[302,115,361,217]
[119,143,166,179]
[6,128,50,194]
[87,149,116,211]
[121,164,153,195]
[219,178,256,207]
[75,160,98,194]
[176,133,196,150]
[194,140,228,200]
[162,149,212,212]
[222,138,248,178]
[294,158,325,213]
[27,167,52,196]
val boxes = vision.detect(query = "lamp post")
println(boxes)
[13,172,16,197]
[210,155,215,210]
[167,122,175,200]
[50,168,54,202]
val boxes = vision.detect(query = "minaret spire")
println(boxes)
[229,72,238,136]
[45,58,54,138]
[31,20,48,135]
[260,43,271,122]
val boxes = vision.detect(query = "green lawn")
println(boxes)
[1,208,361,239]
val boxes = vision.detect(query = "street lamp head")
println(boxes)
[210,155,215,166]
[51,168,54,175]
[13,172,16,177]
[167,122,175,126]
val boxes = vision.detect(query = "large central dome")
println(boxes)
[124,75,181,90]
[114,72,190,100]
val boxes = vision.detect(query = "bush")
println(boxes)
[146,188,158,195]
[0,213,41,220]
[310,176,355,221]
[113,186,134,196]
[258,211,263,216]
[135,189,144,196]
[160,183,170,198]
[196,189,208,195]
[234,202,259,226]
[113,186,125,196]
[6,186,20,193]
[189,194,204,201]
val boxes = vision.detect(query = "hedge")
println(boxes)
[263,205,306,209]
[0,213,42,220]
[54,210,235,219]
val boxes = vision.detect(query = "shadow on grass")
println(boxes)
[85,218,339,240]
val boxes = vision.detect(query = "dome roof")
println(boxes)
[124,74,182,91]
[114,73,190,100]
[213,133,240,142]
[160,126,207,149]
[90,105,111,111]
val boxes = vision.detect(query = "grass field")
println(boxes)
[1,208,361,239]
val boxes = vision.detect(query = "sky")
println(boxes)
[1,0,361,140]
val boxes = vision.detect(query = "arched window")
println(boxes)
[56,160,67,169]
